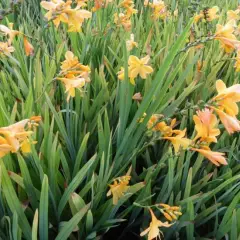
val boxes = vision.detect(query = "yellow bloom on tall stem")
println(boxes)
[162,129,191,154]
[107,175,131,205]
[191,147,227,166]
[128,55,153,85]
[140,209,172,240]
[193,108,220,143]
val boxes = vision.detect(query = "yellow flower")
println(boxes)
[0,136,12,158]
[193,108,220,143]
[213,107,240,135]
[214,20,240,53]
[0,23,19,44]
[0,42,15,55]
[117,67,125,81]
[149,0,168,20]
[128,55,153,84]
[206,6,219,21]
[162,129,191,154]
[235,52,240,72]
[126,33,138,51]
[76,0,88,8]
[57,74,86,102]
[0,118,39,154]
[213,80,240,116]
[40,0,72,27]
[114,13,132,31]
[66,8,92,32]
[107,175,131,205]
[61,51,81,72]
[23,37,34,56]
[140,209,172,240]
[227,9,240,21]
[191,146,227,166]
[194,12,204,23]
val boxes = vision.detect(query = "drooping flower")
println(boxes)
[155,118,176,137]
[126,34,138,51]
[214,20,240,53]
[107,175,131,205]
[128,55,153,84]
[140,209,172,240]
[162,129,191,154]
[23,37,34,56]
[191,146,227,166]
[193,108,220,143]
[213,107,240,134]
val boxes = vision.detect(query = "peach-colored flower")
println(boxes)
[193,108,220,143]
[191,147,227,166]
[213,107,240,134]
[214,20,240,53]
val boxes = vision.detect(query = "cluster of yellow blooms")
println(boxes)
[118,55,154,85]
[0,23,34,56]
[144,0,168,20]
[147,79,240,167]
[114,0,138,31]
[41,0,92,32]
[0,117,41,158]
[57,51,91,101]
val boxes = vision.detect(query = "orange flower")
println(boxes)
[193,108,220,143]
[191,147,227,166]
[23,37,34,56]
[140,209,172,240]
[155,118,176,137]
[213,108,240,134]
